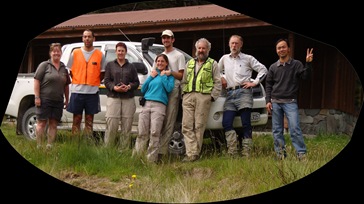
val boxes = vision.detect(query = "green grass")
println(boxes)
[1,122,351,203]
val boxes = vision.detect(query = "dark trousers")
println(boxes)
[222,108,252,139]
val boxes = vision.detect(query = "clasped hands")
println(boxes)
[114,82,129,92]
[151,69,170,77]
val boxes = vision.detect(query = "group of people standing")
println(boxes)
[34,28,313,163]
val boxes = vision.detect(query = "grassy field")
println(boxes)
[1,122,351,203]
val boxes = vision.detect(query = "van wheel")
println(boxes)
[168,122,185,155]
[21,107,37,140]
[168,130,186,155]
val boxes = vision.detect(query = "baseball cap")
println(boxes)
[161,29,174,37]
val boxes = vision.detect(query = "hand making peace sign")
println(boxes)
[306,48,313,62]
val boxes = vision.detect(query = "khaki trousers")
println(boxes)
[104,97,136,150]
[134,101,166,162]
[159,87,180,155]
[182,92,211,157]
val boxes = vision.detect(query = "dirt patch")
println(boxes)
[57,171,129,198]
[184,167,213,180]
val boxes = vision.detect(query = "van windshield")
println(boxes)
[104,44,192,67]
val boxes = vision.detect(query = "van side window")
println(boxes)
[104,49,115,64]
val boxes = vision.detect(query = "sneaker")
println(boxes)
[46,144,53,150]
[182,156,190,162]
[297,153,307,161]
[276,152,287,160]
[227,152,239,158]
[276,148,287,160]
[276,154,286,160]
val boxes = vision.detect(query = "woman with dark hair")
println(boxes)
[103,42,140,151]
[132,54,175,163]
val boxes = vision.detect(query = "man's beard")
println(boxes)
[231,49,240,55]
[197,52,208,61]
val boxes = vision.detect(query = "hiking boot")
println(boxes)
[241,138,253,157]
[225,130,239,155]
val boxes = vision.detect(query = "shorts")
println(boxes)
[66,92,101,115]
[224,87,253,111]
[36,98,64,122]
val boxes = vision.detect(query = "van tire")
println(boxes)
[21,107,38,140]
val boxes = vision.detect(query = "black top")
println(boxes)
[103,59,140,98]
[265,58,312,103]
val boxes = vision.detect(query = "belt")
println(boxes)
[226,85,243,91]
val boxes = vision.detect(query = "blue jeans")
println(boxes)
[272,102,306,156]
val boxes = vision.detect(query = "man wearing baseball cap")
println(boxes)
[155,29,186,162]
[161,29,174,37]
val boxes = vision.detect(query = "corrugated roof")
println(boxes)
[55,4,241,28]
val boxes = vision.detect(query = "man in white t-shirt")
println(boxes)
[66,29,105,137]
[154,29,186,161]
